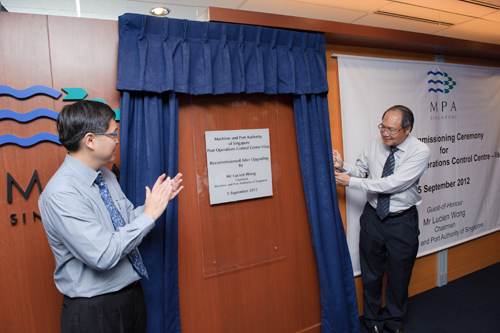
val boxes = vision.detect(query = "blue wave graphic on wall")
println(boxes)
[0,133,61,147]
[0,85,62,99]
[428,80,444,84]
[428,88,444,93]
[427,71,444,76]
[0,108,59,122]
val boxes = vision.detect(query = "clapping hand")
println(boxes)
[144,173,183,221]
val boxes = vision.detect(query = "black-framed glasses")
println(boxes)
[378,124,403,135]
[92,129,119,137]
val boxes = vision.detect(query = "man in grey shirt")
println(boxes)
[39,100,183,333]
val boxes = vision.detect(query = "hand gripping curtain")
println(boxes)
[117,13,359,333]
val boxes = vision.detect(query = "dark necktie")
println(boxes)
[376,146,398,220]
[95,173,149,279]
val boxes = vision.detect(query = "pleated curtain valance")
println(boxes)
[116,13,328,96]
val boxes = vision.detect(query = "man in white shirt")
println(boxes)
[334,105,430,333]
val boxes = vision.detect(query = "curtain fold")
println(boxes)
[294,94,360,333]
[120,91,180,333]
[117,13,328,95]
[118,13,359,333]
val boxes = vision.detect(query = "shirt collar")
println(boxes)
[63,154,101,187]
[396,134,414,153]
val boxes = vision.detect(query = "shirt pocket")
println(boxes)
[115,198,130,222]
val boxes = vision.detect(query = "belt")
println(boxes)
[387,205,416,217]
[64,281,140,300]
[118,280,140,293]
[368,203,416,218]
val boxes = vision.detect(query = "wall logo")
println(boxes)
[0,85,119,147]
[427,70,457,93]
[0,85,61,146]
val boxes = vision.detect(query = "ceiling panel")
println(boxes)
[437,18,500,43]
[482,10,500,22]
[393,0,499,17]
[2,0,76,12]
[283,0,388,12]
[241,0,368,23]
[80,1,206,20]
[353,11,454,34]
[1,0,208,20]
[380,2,476,25]
[128,0,243,6]
[0,7,77,17]
[1,0,500,46]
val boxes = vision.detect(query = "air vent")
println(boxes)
[459,0,500,10]
[374,11,455,27]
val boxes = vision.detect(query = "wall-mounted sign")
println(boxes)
[0,85,120,148]
[205,128,273,205]
[6,164,120,225]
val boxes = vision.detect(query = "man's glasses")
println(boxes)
[92,129,119,137]
[378,124,403,135]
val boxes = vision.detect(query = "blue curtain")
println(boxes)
[120,91,180,333]
[117,13,359,333]
[117,14,328,95]
[294,94,360,333]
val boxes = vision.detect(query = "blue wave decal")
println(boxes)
[0,133,61,147]
[0,85,62,99]
[427,71,444,76]
[428,80,444,84]
[0,108,59,122]
[428,88,444,93]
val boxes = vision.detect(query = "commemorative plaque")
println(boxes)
[205,128,273,205]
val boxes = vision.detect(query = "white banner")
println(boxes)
[338,55,500,275]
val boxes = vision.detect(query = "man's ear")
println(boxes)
[405,126,412,135]
[82,133,96,151]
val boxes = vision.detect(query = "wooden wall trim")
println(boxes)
[207,7,500,61]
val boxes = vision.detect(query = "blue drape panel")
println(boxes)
[120,91,180,333]
[117,13,328,96]
[294,94,360,333]
[118,13,359,333]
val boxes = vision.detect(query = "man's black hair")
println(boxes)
[57,100,116,152]
[382,105,414,132]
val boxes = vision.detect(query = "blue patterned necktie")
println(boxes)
[95,173,149,279]
[376,146,398,220]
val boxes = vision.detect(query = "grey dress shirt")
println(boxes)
[38,154,154,298]
[339,134,431,213]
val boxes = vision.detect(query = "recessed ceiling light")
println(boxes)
[150,7,170,16]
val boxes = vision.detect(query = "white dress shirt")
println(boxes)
[339,134,430,213]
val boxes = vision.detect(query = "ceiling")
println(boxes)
[2,0,500,45]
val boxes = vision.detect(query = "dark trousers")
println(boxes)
[61,281,147,333]
[360,202,419,331]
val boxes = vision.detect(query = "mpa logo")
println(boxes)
[427,70,457,94]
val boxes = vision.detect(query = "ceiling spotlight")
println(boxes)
[150,7,170,16]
